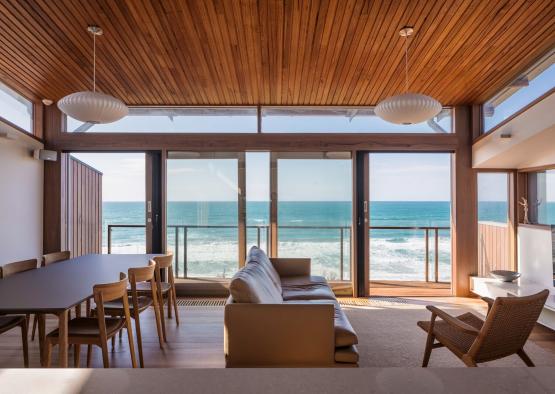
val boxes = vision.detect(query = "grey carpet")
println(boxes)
[343,298,555,367]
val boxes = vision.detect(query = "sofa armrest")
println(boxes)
[269,257,311,277]
[224,302,335,367]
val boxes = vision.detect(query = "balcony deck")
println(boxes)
[369,280,451,296]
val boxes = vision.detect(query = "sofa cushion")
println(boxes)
[334,345,359,364]
[281,275,336,301]
[247,246,282,294]
[285,300,358,347]
[229,262,283,303]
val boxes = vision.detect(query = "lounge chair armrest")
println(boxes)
[269,258,311,277]
[426,305,479,335]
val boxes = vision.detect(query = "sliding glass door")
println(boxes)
[70,153,146,255]
[272,153,353,282]
[368,153,452,294]
[166,152,244,279]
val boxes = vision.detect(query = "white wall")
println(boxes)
[518,225,554,289]
[0,134,43,265]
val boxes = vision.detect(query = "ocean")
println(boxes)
[103,200,513,282]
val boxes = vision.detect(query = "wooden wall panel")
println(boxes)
[67,156,102,257]
[477,222,511,276]
[1,0,554,107]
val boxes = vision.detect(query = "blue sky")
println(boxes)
[73,152,457,202]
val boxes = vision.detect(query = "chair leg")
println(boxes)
[167,292,172,319]
[159,294,167,342]
[74,345,81,368]
[111,335,116,350]
[100,341,110,368]
[20,319,29,368]
[422,331,435,367]
[134,314,144,368]
[31,314,38,341]
[517,349,535,367]
[172,287,180,325]
[461,355,478,367]
[86,345,93,367]
[153,300,164,349]
[119,328,123,341]
[45,341,52,368]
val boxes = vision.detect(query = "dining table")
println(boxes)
[0,253,157,367]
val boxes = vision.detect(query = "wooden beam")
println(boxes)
[47,132,459,153]
[42,106,65,254]
[451,106,477,297]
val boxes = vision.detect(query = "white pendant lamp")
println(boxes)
[375,27,442,125]
[58,26,128,124]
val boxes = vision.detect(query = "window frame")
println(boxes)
[480,50,555,136]
[0,80,35,136]
[63,105,454,135]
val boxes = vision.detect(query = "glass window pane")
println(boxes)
[277,153,352,281]
[477,172,510,277]
[67,107,257,133]
[0,81,33,132]
[483,53,555,132]
[166,153,239,278]
[262,107,452,133]
[529,169,555,225]
[478,173,508,223]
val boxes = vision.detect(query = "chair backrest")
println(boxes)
[128,261,156,284]
[470,289,549,362]
[152,253,173,270]
[0,258,39,279]
[128,261,159,311]
[93,277,131,329]
[42,251,71,267]
[152,253,175,284]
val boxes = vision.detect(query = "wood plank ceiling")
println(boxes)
[0,0,554,106]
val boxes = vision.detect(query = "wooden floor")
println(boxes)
[369,280,451,296]
[0,297,554,368]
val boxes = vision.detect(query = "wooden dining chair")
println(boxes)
[0,258,39,341]
[42,251,71,267]
[42,250,91,324]
[136,254,179,342]
[417,289,549,367]
[44,276,137,368]
[102,261,164,367]
[0,259,36,367]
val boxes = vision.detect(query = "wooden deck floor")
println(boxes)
[369,280,451,296]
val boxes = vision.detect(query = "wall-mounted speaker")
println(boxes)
[33,149,58,161]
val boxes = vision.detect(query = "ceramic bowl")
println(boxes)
[490,270,521,282]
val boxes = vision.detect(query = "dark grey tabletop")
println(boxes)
[0,254,157,314]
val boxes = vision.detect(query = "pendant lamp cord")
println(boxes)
[404,32,409,93]
[93,31,96,92]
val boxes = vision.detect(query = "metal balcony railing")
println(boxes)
[107,224,449,282]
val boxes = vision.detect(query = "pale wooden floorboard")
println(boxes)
[0,297,554,368]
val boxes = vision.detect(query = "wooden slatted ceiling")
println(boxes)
[0,0,554,106]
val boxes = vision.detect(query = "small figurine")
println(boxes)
[519,197,541,224]
[519,197,530,224]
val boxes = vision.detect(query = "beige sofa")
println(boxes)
[224,246,359,367]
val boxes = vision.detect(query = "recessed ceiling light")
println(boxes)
[42,99,53,106]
